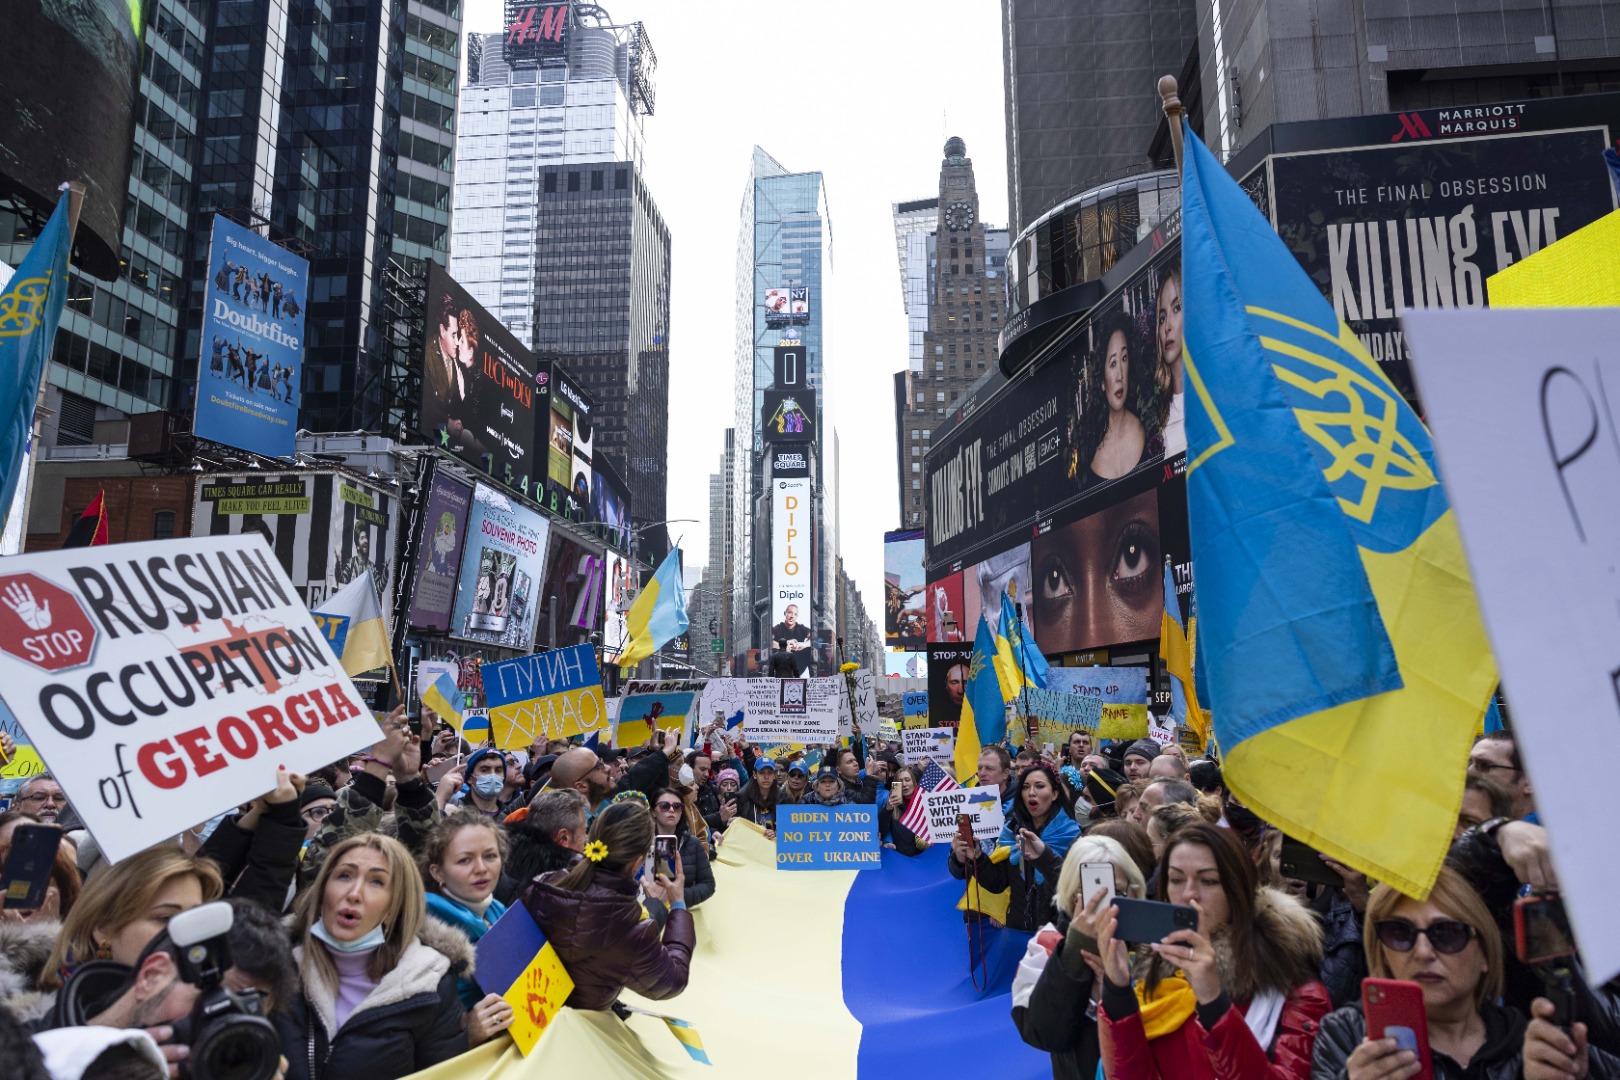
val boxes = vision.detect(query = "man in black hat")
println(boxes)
[1122,738,1160,781]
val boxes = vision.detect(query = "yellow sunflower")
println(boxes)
[583,840,609,863]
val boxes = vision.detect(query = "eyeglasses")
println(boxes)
[301,806,334,821]
[1467,758,1520,777]
[1374,918,1476,955]
[655,802,682,811]
[18,793,63,805]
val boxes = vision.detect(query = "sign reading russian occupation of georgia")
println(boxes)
[775,804,880,870]
[921,784,1004,844]
[743,676,842,744]
[1403,305,1620,987]
[0,536,384,864]
[482,643,607,749]
[901,727,955,765]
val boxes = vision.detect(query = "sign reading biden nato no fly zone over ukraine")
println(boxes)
[776,805,879,869]
[0,536,383,863]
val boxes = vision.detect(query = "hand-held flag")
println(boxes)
[954,615,1007,784]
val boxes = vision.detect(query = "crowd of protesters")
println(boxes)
[0,700,1605,1080]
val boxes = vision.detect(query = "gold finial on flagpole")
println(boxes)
[1159,76,1185,175]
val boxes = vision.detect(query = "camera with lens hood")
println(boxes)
[165,902,282,1080]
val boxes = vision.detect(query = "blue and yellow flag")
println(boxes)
[955,615,1007,784]
[993,582,1048,702]
[1159,559,1209,751]
[617,548,689,674]
[1,188,74,522]
[422,671,464,729]
[1180,123,1497,897]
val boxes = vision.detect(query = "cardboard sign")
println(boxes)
[851,667,877,732]
[0,536,383,864]
[920,785,1005,844]
[743,677,842,743]
[901,691,929,716]
[483,644,607,748]
[1404,305,1620,986]
[901,727,956,765]
[775,804,880,869]
[0,699,46,795]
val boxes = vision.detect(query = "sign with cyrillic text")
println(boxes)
[0,535,383,864]
[483,643,607,748]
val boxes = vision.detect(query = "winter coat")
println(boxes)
[423,892,507,1008]
[1312,890,1367,1010]
[1099,886,1332,1080]
[199,799,305,911]
[693,781,723,836]
[523,867,693,1012]
[674,829,715,907]
[299,772,441,890]
[1310,1000,1526,1080]
[1014,917,1102,1080]
[799,787,854,807]
[0,920,60,1026]
[735,778,779,831]
[275,919,470,1080]
[495,833,579,906]
[948,810,1078,931]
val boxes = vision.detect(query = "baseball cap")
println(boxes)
[786,760,808,775]
[754,758,778,771]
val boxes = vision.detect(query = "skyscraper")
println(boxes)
[893,139,1009,530]
[731,147,833,669]
[449,13,669,553]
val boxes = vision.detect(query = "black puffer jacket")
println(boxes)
[276,920,469,1080]
[1310,1001,1525,1080]
[1313,890,1367,1010]
[200,799,305,911]
[495,832,579,906]
[524,868,693,1011]
[1015,922,1101,1080]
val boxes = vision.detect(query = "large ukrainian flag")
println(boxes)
[1180,124,1497,897]
[956,614,1008,783]
[617,547,689,674]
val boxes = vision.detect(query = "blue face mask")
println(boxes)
[311,920,386,954]
[473,774,505,799]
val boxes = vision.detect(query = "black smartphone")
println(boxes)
[0,825,62,910]
[653,834,678,880]
[1279,835,1344,889]
[405,706,423,738]
[1110,896,1199,944]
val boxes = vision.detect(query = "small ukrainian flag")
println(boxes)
[421,671,463,729]
[664,1017,711,1066]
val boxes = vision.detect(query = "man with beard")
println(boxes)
[548,731,681,820]
[15,775,67,824]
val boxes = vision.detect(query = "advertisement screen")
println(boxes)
[761,390,816,444]
[406,471,473,631]
[1030,483,1160,654]
[420,264,536,486]
[533,534,604,650]
[0,0,145,279]
[1268,127,1617,402]
[925,238,1183,567]
[449,483,552,648]
[764,286,811,328]
[603,550,632,662]
[195,217,308,459]
[542,365,595,516]
[590,456,632,551]
[192,472,398,615]
[885,529,926,651]
[770,476,813,676]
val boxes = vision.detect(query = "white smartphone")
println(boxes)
[1080,862,1116,906]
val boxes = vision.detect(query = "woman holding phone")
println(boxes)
[1093,822,1330,1079]
[650,788,715,908]
[949,764,1080,931]
[1310,866,1525,1080]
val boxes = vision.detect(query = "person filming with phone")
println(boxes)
[1091,821,1330,1079]
[1311,866,1525,1080]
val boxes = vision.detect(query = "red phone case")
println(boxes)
[1362,978,1433,1080]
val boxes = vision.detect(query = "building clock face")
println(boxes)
[944,201,974,231]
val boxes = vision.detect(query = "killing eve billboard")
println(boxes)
[420,264,536,486]
[405,471,473,632]
[196,216,309,459]
[1266,126,1617,403]
[925,237,1184,568]
[192,473,398,615]
[449,483,552,649]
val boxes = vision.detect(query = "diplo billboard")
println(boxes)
[196,216,309,459]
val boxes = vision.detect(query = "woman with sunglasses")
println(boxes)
[1092,822,1329,1080]
[649,788,715,908]
[1311,866,1525,1080]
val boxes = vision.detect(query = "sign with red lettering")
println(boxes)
[0,574,97,672]
[0,535,384,864]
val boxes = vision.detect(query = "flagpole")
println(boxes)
[1016,602,1032,750]
[1159,77,1185,173]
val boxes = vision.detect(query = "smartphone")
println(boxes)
[1080,862,1116,907]
[405,707,422,738]
[1515,893,1576,965]
[1043,742,1055,757]
[1279,835,1344,889]
[1110,896,1198,944]
[1363,978,1434,1080]
[890,781,903,801]
[0,824,62,910]
[654,834,678,880]
[956,813,974,845]
[425,758,461,786]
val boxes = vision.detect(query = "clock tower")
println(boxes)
[895,137,1007,529]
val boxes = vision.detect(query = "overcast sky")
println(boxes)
[460,0,1010,615]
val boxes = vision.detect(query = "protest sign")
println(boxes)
[743,677,842,743]
[1404,305,1620,985]
[483,643,607,748]
[307,612,350,659]
[901,727,955,765]
[878,717,900,743]
[775,804,879,869]
[1026,686,1103,748]
[902,691,929,717]
[851,667,876,732]
[477,905,573,1054]
[617,680,704,744]
[1147,714,1176,746]
[920,785,1004,844]
[414,660,458,701]
[1044,666,1150,739]
[0,699,46,795]
[0,536,383,863]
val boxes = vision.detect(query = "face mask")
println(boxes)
[311,920,386,954]
[192,811,230,844]
[473,774,505,799]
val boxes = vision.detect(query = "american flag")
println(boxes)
[899,758,959,836]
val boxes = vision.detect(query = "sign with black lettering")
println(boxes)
[775,805,880,870]
[0,536,384,864]
[1267,127,1617,404]
[920,784,1004,844]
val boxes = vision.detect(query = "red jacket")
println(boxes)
[1099,979,1332,1080]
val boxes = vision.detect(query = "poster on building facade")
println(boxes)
[448,483,551,649]
[884,530,926,651]
[406,471,473,632]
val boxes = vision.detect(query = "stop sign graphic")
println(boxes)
[0,573,98,672]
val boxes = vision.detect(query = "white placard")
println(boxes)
[742,677,842,744]
[920,784,1004,844]
[901,727,956,765]
[0,535,384,864]
[851,667,877,734]
[1405,305,1620,985]
[1147,713,1176,746]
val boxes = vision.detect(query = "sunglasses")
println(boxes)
[655,802,682,811]
[1374,918,1475,955]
